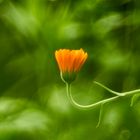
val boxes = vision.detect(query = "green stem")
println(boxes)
[66,83,119,109]
[66,81,140,110]
[94,81,140,96]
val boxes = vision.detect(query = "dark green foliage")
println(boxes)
[0,0,140,139]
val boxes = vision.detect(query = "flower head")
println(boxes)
[55,49,88,83]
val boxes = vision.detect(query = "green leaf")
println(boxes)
[130,93,140,107]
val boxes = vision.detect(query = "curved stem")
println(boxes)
[66,83,119,109]
[66,82,140,110]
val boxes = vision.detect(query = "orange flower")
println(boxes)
[55,49,88,83]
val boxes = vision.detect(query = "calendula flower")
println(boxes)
[55,49,88,83]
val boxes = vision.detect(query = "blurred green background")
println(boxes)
[0,0,140,139]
